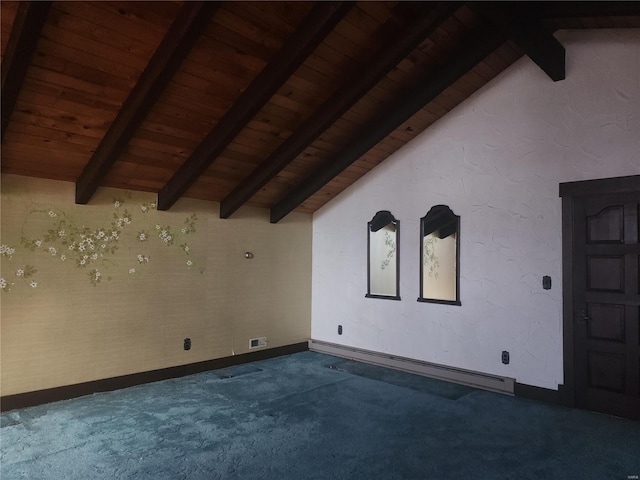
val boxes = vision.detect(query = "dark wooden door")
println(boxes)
[573,192,640,420]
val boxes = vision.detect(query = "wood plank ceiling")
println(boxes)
[2,2,638,222]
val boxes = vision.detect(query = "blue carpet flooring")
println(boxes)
[1,351,639,479]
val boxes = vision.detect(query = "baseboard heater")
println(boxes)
[309,339,514,395]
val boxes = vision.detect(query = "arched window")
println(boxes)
[418,205,460,305]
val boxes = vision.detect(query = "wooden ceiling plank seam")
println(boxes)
[124,144,185,165]
[270,27,508,223]
[194,29,269,72]
[145,101,224,129]
[26,64,128,102]
[36,36,142,81]
[139,114,213,139]
[212,7,296,51]
[41,23,151,72]
[235,2,313,31]
[31,51,135,94]
[48,4,159,61]
[114,154,181,172]
[157,2,356,211]
[13,96,111,129]
[3,130,97,156]
[138,121,208,144]
[9,110,106,141]
[291,60,345,89]
[230,126,286,147]
[134,128,199,151]
[319,29,370,62]
[219,2,460,219]
[3,142,90,164]
[164,65,245,96]
[14,90,116,125]
[1,1,52,140]
[204,22,274,64]
[1,167,76,182]
[153,88,232,117]
[147,101,226,130]
[6,121,98,148]
[91,1,180,34]
[471,3,565,81]
[75,1,220,205]
[176,57,256,90]
[275,83,329,109]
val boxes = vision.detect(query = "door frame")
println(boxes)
[559,174,640,410]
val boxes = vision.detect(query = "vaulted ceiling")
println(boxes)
[1,2,638,222]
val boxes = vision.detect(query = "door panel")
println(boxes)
[586,303,625,342]
[587,351,625,392]
[587,205,624,243]
[574,192,640,420]
[586,255,624,291]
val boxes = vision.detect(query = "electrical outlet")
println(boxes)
[501,350,509,365]
[338,325,343,335]
[184,338,191,351]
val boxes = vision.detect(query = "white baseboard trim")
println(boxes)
[309,339,514,395]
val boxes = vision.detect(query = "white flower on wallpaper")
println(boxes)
[1,192,203,293]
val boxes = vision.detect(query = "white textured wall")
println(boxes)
[311,30,640,390]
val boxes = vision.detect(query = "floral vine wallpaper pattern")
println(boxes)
[423,236,440,279]
[380,231,396,270]
[1,192,203,293]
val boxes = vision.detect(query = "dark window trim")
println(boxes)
[366,210,401,301]
[418,205,461,305]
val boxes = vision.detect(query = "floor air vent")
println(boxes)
[249,337,267,349]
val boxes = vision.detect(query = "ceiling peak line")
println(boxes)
[270,28,509,223]
[156,2,355,212]
[1,1,52,141]
[74,1,220,205]
[218,2,460,219]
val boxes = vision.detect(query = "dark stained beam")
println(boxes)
[471,3,565,81]
[270,28,507,223]
[156,2,355,211]
[219,2,459,219]
[1,2,52,140]
[75,1,219,204]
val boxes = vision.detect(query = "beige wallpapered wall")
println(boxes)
[0,174,312,396]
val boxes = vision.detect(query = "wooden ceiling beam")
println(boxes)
[156,2,355,211]
[471,3,565,81]
[1,1,52,140]
[219,2,459,219]
[74,1,219,205]
[270,28,507,223]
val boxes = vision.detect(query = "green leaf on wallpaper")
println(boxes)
[1,190,203,293]
[183,213,198,234]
